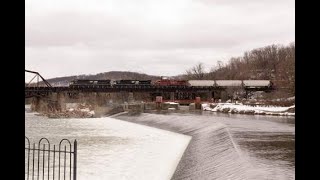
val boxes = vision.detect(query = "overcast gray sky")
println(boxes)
[25,0,294,79]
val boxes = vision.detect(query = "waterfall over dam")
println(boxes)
[115,113,256,180]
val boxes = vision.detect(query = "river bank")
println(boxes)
[26,96,295,119]
[201,103,295,116]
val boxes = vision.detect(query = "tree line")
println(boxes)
[185,42,295,96]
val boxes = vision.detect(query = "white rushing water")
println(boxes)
[25,111,191,180]
[115,112,295,180]
[115,113,253,180]
[25,105,294,180]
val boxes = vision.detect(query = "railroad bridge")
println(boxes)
[25,70,274,112]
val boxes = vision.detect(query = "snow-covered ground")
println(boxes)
[163,102,179,105]
[202,103,295,116]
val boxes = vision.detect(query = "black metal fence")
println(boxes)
[25,136,77,180]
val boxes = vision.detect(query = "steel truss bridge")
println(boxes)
[25,70,274,98]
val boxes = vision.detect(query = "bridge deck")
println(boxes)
[25,85,272,92]
[25,85,273,98]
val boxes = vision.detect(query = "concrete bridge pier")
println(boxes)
[57,92,66,111]
[30,92,68,113]
[128,92,134,103]
[89,92,98,108]
[156,96,163,110]
[119,91,127,103]
[31,96,48,112]
[195,97,201,109]
[170,92,175,101]
[95,93,108,106]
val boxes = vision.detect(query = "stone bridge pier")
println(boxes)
[30,92,125,113]
[31,92,67,113]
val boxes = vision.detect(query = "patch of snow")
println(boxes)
[202,103,295,116]
[164,102,179,105]
[88,111,95,116]
[80,108,91,113]
[287,96,295,101]
[289,105,295,108]
[66,103,78,109]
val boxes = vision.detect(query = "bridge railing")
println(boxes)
[25,136,77,180]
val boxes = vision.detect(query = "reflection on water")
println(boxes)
[115,111,295,180]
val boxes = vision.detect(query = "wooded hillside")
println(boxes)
[185,42,295,96]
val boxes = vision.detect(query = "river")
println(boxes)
[115,111,295,180]
[25,106,294,180]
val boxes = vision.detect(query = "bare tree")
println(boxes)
[217,61,224,69]
[183,43,294,96]
[186,62,206,80]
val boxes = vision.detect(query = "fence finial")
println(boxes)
[25,137,77,180]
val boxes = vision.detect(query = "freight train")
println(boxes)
[69,79,273,89]
[69,79,153,88]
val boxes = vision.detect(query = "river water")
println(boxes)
[25,106,294,180]
[115,111,295,180]
[25,109,191,180]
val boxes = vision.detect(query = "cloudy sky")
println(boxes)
[26,0,294,79]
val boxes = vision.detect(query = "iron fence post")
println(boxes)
[73,140,77,180]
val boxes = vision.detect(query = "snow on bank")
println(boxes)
[272,96,295,102]
[163,102,179,105]
[202,103,295,116]
[68,107,95,115]
[49,103,96,118]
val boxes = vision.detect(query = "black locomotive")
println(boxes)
[69,79,152,88]
[69,79,112,88]
[113,80,151,86]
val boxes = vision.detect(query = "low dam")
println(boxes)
[115,112,295,180]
